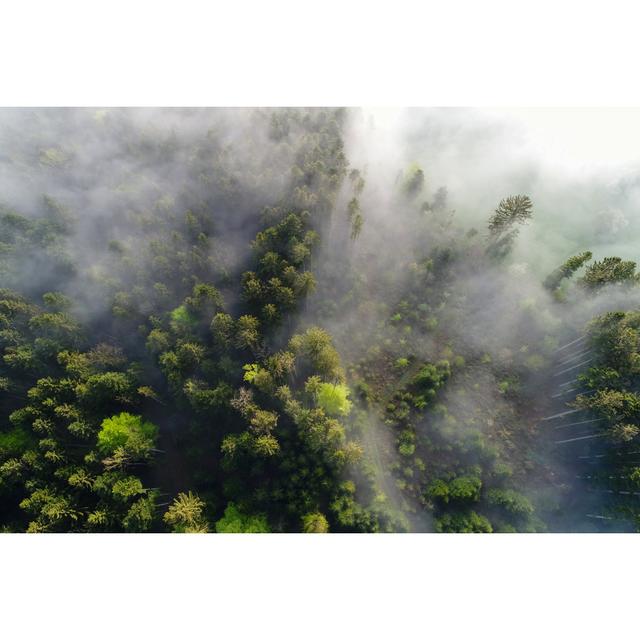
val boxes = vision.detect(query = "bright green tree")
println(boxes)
[97,412,158,457]
[215,503,269,533]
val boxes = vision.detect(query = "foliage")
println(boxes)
[580,257,639,290]
[486,195,533,259]
[544,251,593,292]
[164,492,208,533]
[1,108,633,534]
[302,511,330,533]
[315,382,352,417]
[435,511,492,533]
[488,195,533,233]
[97,413,158,457]
[215,503,270,533]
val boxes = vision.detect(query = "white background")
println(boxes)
[1,1,640,638]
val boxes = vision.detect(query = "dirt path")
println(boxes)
[360,360,432,532]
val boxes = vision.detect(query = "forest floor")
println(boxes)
[360,358,433,532]
[141,402,196,515]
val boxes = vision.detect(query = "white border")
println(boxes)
[1,534,639,639]
[1,0,640,106]
[1,1,640,637]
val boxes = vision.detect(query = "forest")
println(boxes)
[0,107,638,532]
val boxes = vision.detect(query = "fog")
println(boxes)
[0,108,301,320]
[305,107,640,530]
[1,107,638,532]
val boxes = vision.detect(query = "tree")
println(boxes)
[183,379,232,412]
[112,476,145,502]
[42,291,71,311]
[543,251,592,291]
[315,382,352,416]
[402,163,425,197]
[77,372,134,409]
[580,256,639,290]
[411,360,450,409]
[185,282,222,313]
[609,423,639,443]
[175,341,205,369]
[486,195,533,259]
[488,195,533,233]
[449,476,482,502]
[215,503,270,533]
[123,495,156,532]
[435,511,492,533]
[486,488,534,517]
[146,328,170,354]
[349,168,365,196]
[350,214,363,241]
[576,389,640,422]
[347,198,364,240]
[20,487,80,532]
[249,409,278,435]
[289,327,343,381]
[425,478,450,504]
[235,315,260,350]
[169,304,197,334]
[164,491,208,533]
[0,109,370,534]
[97,412,158,458]
[211,312,234,348]
[302,512,329,533]
[253,435,280,456]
